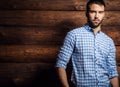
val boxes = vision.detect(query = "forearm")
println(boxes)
[110,77,119,87]
[56,67,69,87]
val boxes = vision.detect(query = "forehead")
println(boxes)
[89,4,105,11]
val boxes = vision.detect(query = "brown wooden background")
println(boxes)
[0,0,119,87]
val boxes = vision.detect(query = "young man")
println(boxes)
[55,0,119,87]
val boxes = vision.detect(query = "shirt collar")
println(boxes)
[84,24,101,34]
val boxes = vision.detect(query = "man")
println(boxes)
[55,0,119,87]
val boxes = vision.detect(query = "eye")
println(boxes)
[99,11,104,14]
[90,11,95,13]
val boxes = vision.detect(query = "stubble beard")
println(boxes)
[88,18,104,28]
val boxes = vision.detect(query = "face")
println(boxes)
[87,4,105,28]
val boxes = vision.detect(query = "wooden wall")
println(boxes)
[0,0,119,87]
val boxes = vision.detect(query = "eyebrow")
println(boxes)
[89,10,105,12]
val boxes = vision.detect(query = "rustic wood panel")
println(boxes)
[0,0,119,11]
[117,66,120,75]
[0,62,119,87]
[116,46,120,63]
[0,63,60,87]
[0,45,120,63]
[0,63,54,78]
[0,26,66,45]
[0,0,119,86]
[102,26,120,46]
[0,45,60,63]
[0,11,119,27]
[0,26,119,45]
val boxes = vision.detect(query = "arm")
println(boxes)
[56,68,69,87]
[55,32,75,87]
[107,40,119,87]
[110,77,119,87]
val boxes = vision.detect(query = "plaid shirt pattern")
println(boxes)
[56,24,118,87]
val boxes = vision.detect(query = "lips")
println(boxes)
[93,19,100,22]
[93,20,100,24]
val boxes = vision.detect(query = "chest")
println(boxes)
[74,33,110,55]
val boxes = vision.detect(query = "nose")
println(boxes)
[95,12,99,18]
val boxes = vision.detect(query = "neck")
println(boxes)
[87,23,102,35]
[92,25,101,35]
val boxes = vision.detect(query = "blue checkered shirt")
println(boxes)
[56,24,118,87]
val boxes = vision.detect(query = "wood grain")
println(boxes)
[0,26,66,45]
[0,11,119,27]
[0,63,60,87]
[102,26,120,46]
[0,0,119,11]
[0,45,120,63]
[0,45,60,63]
[116,46,120,63]
[0,0,119,86]
[0,26,119,45]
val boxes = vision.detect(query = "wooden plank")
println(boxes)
[0,26,119,45]
[0,45,120,63]
[102,26,120,46]
[0,63,60,87]
[0,63,54,78]
[117,66,120,75]
[0,0,119,11]
[0,11,119,27]
[116,46,120,63]
[0,63,119,87]
[0,45,60,63]
[0,26,66,45]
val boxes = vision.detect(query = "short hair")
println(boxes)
[86,0,106,13]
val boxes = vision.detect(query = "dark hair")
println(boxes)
[86,0,106,13]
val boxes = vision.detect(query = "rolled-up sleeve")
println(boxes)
[55,31,75,69]
[107,40,119,78]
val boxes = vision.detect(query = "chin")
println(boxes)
[91,24,100,28]
[88,20,102,28]
[94,24,99,27]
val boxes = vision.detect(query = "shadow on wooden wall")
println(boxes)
[0,20,77,87]
[0,0,119,87]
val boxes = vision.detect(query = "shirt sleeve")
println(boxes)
[107,39,119,79]
[55,31,75,69]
